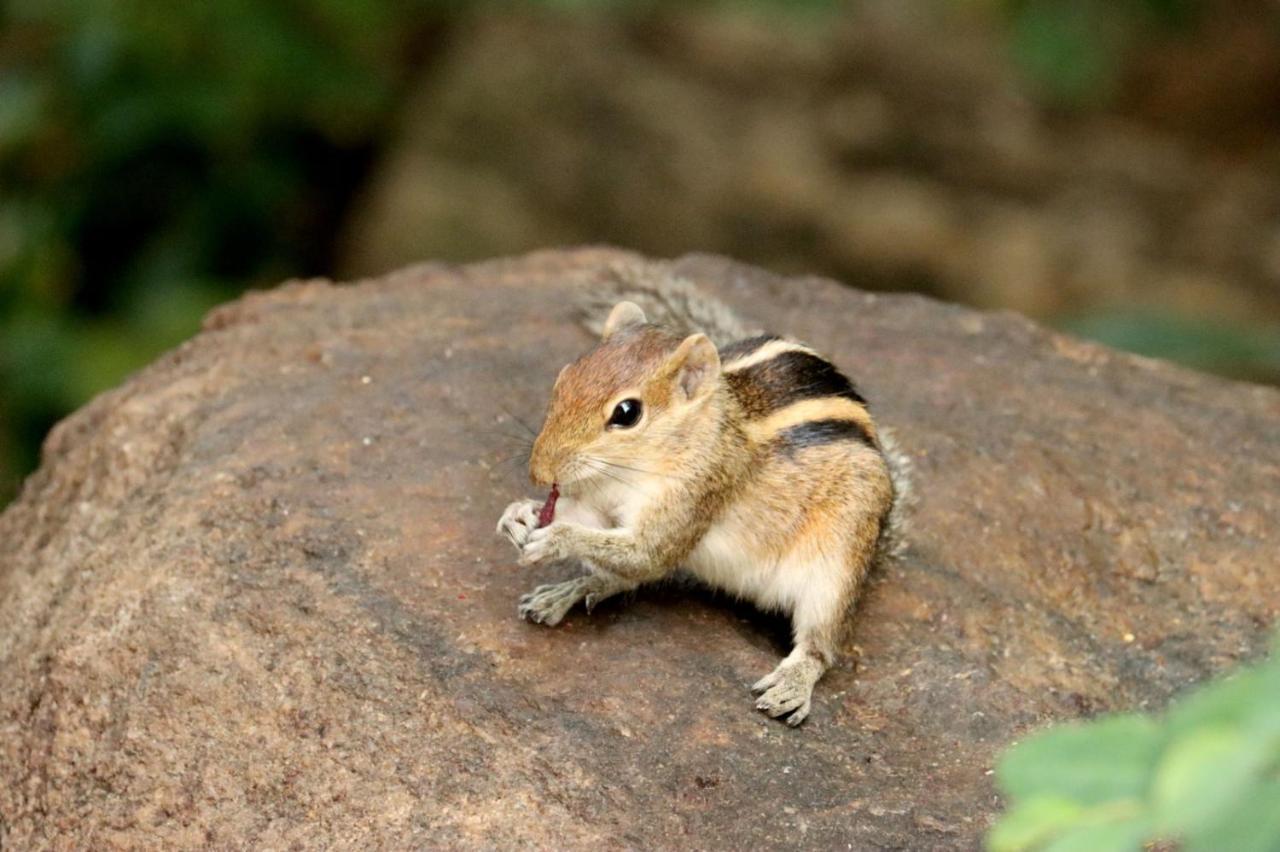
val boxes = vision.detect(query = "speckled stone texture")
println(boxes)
[2,249,1277,849]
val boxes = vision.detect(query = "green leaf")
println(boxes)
[1040,816,1151,852]
[997,714,1162,806]
[1166,669,1258,730]
[1167,659,1280,743]
[1150,726,1264,836]
[1184,779,1280,852]
[987,797,1085,852]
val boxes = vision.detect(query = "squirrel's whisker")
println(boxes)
[475,428,535,448]
[490,449,532,471]
[498,406,540,438]
[579,459,643,493]
[589,457,675,478]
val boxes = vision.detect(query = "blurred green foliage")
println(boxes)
[0,0,447,501]
[1062,312,1280,385]
[989,637,1280,852]
[1003,0,1197,103]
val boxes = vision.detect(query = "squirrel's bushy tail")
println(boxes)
[873,428,914,564]
[577,261,758,348]
[577,258,913,565]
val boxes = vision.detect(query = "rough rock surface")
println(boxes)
[2,249,1277,849]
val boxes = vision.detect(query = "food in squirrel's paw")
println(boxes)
[537,484,559,528]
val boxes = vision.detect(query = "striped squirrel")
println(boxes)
[496,263,910,726]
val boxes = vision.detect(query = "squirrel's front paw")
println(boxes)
[518,522,573,567]
[497,499,541,549]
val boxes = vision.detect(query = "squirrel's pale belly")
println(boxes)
[685,521,788,608]
[685,511,847,619]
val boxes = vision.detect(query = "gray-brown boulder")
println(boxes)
[2,248,1277,849]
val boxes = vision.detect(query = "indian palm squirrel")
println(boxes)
[497,262,910,726]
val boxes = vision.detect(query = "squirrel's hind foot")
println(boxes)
[752,657,824,727]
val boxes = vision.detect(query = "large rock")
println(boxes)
[1,249,1277,848]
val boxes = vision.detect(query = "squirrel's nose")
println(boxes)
[529,462,554,488]
[528,437,557,487]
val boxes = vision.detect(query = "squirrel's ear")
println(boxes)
[665,333,720,401]
[602,301,647,341]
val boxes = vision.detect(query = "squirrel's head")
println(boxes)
[529,301,721,489]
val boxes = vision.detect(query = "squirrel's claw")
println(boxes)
[517,578,586,626]
[752,661,820,726]
[497,499,540,550]
[518,523,571,567]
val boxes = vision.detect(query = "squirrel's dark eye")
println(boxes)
[607,398,643,429]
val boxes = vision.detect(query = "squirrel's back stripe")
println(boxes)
[721,337,874,451]
[773,419,876,455]
[718,334,781,365]
[720,337,818,372]
[724,349,867,418]
[744,397,876,446]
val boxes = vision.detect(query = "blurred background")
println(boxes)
[3,0,1280,505]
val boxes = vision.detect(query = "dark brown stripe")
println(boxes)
[724,350,867,418]
[717,334,781,363]
[773,419,875,456]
